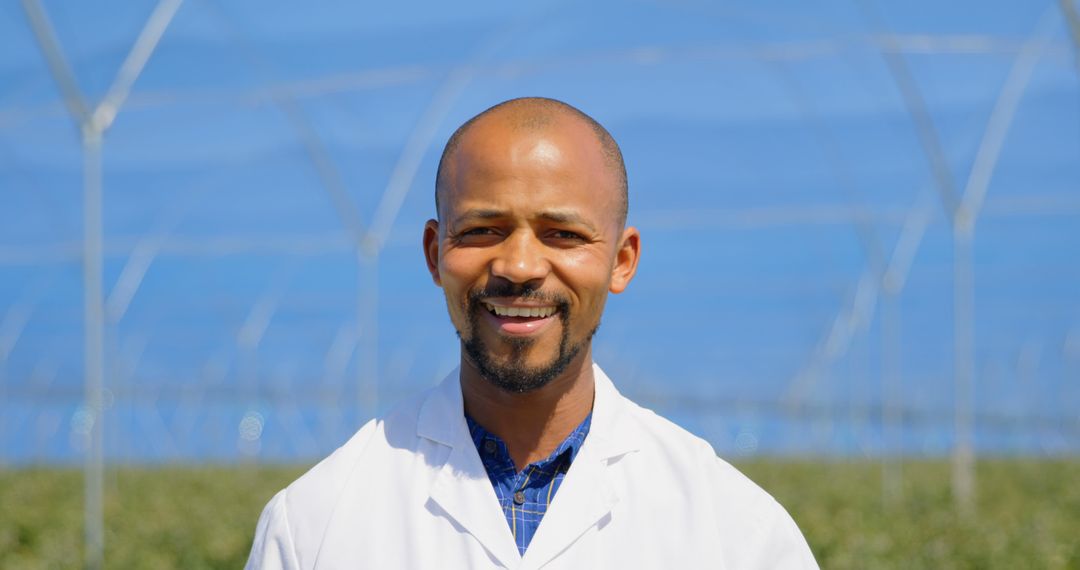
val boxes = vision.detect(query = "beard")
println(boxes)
[457,282,598,394]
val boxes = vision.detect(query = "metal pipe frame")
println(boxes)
[860,0,1060,514]
[1,31,1075,132]
[18,1,182,567]
[4,2,1075,548]
[948,7,1059,514]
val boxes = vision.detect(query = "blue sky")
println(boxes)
[1,0,1078,462]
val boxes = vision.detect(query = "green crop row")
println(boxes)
[1,459,1077,569]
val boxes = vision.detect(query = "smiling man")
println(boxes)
[246,97,818,569]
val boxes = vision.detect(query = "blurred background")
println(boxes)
[1,0,1078,567]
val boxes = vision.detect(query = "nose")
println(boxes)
[490,229,549,286]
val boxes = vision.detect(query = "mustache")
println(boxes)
[466,281,570,309]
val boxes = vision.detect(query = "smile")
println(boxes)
[483,303,558,318]
[480,301,560,336]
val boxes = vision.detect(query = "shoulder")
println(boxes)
[618,396,775,505]
[284,386,429,516]
[614,392,818,568]
[246,388,433,569]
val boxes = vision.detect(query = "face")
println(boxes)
[424,114,640,393]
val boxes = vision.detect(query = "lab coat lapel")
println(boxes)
[420,370,521,568]
[519,364,639,570]
[517,435,617,569]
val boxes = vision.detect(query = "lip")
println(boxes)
[482,297,558,308]
[479,301,560,336]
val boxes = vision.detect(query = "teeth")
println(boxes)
[485,303,556,318]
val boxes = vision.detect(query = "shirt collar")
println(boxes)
[417,362,640,460]
[464,412,592,472]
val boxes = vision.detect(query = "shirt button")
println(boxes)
[483,440,497,454]
[513,491,526,505]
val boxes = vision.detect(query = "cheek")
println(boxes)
[439,250,485,315]
[440,247,487,281]
[555,250,613,306]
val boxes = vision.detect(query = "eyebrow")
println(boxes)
[536,210,598,233]
[452,208,598,233]
[452,209,504,225]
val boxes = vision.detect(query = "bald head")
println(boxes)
[435,97,628,226]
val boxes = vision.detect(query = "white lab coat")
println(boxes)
[246,364,818,569]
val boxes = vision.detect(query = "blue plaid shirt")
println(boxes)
[465,412,592,556]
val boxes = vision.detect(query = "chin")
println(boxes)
[463,331,592,395]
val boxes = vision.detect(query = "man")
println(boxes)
[246,97,818,569]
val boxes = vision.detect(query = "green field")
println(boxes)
[1,459,1077,568]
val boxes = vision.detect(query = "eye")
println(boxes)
[453,226,502,245]
[462,227,495,236]
[549,230,586,241]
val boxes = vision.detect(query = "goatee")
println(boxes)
[458,283,597,393]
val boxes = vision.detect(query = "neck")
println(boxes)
[460,348,595,472]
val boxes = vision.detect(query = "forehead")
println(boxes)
[441,114,620,221]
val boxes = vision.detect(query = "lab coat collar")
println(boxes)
[416,362,640,457]
[417,362,640,569]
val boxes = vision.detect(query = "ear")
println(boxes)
[423,219,442,286]
[609,226,640,294]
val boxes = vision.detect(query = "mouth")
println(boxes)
[480,301,560,336]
